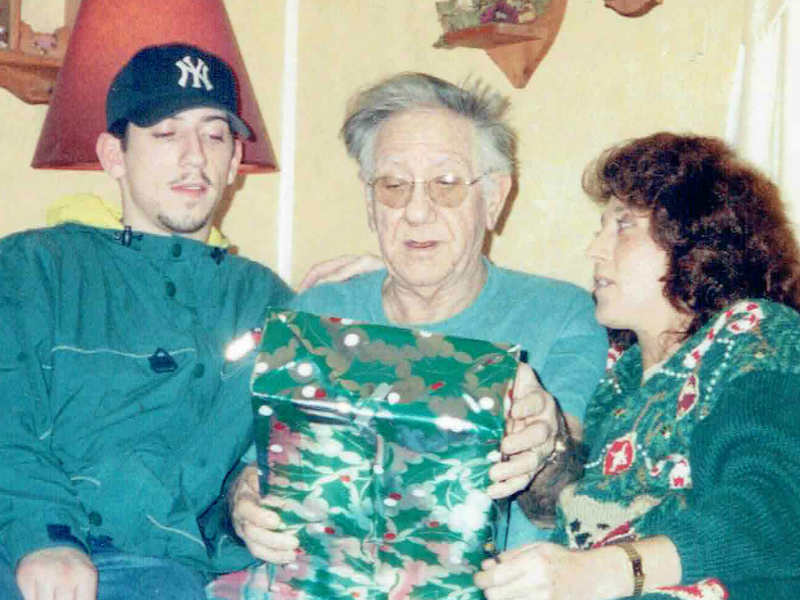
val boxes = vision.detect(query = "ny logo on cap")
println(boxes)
[175,56,214,91]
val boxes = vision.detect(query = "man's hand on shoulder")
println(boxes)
[297,254,384,293]
[230,464,299,564]
[16,546,97,600]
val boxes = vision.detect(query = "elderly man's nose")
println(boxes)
[403,181,436,222]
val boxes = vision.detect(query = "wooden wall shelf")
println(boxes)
[0,1,79,104]
[0,48,61,103]
[439,0,568,89]
[443,22,544,50]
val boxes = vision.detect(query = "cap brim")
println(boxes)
[111,93,252,140]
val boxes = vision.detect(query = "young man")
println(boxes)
[0,44,293,600]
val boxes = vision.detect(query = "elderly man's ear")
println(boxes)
[362,178,377,232]
[485,173,512,231]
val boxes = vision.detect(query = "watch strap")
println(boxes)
[618,542,645,597]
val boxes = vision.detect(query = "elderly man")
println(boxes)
[223,72,608,596]
[0,44,295,600]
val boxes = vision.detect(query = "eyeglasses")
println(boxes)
[367,174,487,209]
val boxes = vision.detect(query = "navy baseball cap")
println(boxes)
[106,43,252,139]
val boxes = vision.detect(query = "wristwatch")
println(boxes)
[617,542,645,596]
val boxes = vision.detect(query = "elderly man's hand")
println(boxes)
[230,464,299,564]
[297,254,385,293]
[16,546,97,600]
[487,363,565,499]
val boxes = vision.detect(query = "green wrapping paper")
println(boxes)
[250,309,519,599]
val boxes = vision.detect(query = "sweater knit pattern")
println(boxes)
[555,299,800,599]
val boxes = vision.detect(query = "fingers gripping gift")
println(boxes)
[250,309,519,599]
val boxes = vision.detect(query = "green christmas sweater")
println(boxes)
[555,299,800,599]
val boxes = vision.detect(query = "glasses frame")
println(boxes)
[367,172,489,209]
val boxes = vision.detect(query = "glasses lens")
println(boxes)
[374,177,411,208]
[429,177,468,207]
[372,176,472,208]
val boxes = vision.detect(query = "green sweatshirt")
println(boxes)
[0,224,292,576]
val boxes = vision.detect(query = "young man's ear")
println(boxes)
[96,132,126,179]
[226,139,244,185]
[485,173,512,231]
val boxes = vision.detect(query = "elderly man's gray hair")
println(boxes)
[341,72,517,180]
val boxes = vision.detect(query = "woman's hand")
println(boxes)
[475,542,621,600]
[487,363,564,499]
[475,542,584,600]
[476,537,683,600]
[229,464,299,563]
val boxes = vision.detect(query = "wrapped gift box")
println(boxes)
[250,309,519,599]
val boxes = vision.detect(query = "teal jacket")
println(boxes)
[0,224,293,575]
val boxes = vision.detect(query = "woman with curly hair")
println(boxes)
[476,132,800,599]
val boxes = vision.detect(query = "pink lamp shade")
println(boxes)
[32,0,278,173]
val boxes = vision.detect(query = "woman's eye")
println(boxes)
[153,132,174,139]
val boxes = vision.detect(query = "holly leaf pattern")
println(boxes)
[247,309,518,599]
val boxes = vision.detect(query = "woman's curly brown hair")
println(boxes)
[583,132,800,349]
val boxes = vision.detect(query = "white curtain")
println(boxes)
[726,0,800,226]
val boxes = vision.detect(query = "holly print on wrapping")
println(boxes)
[249,309,519,600]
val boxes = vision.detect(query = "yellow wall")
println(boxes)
[1,1,746,291]
[291,0,746,289]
